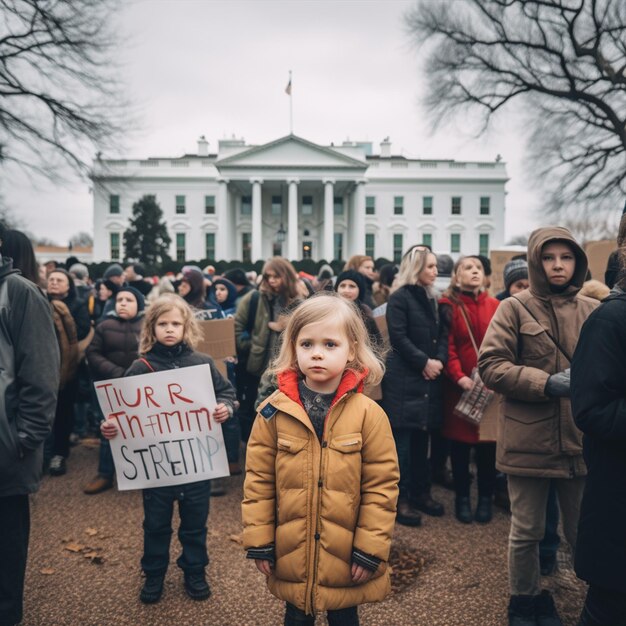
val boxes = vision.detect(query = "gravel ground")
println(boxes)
[21,442,586,626]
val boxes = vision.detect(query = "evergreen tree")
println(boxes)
[123,196,171,266]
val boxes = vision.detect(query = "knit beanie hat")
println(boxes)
[116,286,145,312]
[103,263,124,279]
[503,258,529,291]
[223,268,250,287]
[335,269,366,302]
[69,263,89,281]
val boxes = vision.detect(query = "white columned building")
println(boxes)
[92,134,508,264]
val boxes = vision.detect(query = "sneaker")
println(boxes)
[535,590,562,626]
[475,495,493,523]
[83,475,114,495]
[48,455,67,476]
[396,498,422,527]
[508,595,538,626]
[184,571,211,601]
[411,493,445,517]
[140,574,165,604]
[455,497,473,524]
[210,477,228,496]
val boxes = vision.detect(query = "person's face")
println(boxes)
[509,278,529,295]
[358,260,375,280]
[115,292,138,320]
[337,280,359,302]
[417,253,438,287]
[214,284,228,304]
[178,280,191,297]
[541,242,576,287]
[263,269,283,293]
[109,273,125,287]
[457,259,484,292]
[295,319,355,394]
[154,308,185,346]
[38,265,47,284]
[47,272,70,298]
[124,266,136,281]
[98,283,113,300]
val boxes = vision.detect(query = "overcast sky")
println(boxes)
[5,0,540,245]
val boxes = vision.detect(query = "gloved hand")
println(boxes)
[544,368,571,398]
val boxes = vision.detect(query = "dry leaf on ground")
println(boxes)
[40,568,56,575]
[64,543,85,553]
[85,528,98,536]
[229,533,243,545]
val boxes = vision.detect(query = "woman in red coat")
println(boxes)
[440,256,499,524]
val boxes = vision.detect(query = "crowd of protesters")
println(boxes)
[0,207,625,626]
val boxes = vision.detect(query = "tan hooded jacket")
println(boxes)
[478,227,598,478]
[242,368,399,614]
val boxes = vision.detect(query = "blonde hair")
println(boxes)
[395,245,435,289]
[344,254,372,272]
[444,255,484,299]
[139,294,202,354]
[271,292,385,386]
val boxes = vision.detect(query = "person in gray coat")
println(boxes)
[0,253,60,626]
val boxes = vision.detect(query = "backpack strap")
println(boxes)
[246,290,260,334]
[139,357,155,372]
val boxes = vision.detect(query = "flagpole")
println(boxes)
[289,70,293,134]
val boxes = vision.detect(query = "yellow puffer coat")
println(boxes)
[242,368,399,615]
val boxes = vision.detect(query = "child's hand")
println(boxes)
[100,419,119,440]
[212,403,231,423]
[255,559,272,577]
[351,563,373,584]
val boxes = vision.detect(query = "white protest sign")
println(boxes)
[94,364,229,490]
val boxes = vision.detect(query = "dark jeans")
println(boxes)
[141,481,211,576]
[0,495,29,626]
[222,413,241,464]
[45,378,78,460]
[581,585,626,626]
[97,438,115,478]
[236,367,260,443]
[285,602,359,626]
[539,480,560,561]
[450,441,496,498]
[393,427,430,500]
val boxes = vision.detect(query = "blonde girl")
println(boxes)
[242,293,399,626]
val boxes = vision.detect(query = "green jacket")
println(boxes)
[234,290,272,377]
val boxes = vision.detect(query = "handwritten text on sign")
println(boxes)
[94,364,229,490]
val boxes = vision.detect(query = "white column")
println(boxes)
[287,178,299,260]
[217,177,230,261]
[353,180,366,256]
[323,179,334,262]
[251,178,263,262]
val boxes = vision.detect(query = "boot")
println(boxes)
[210,477,228,496]
[412,493,444,517]
[455,496,473,524]
[535,590,562,626]
[140,574,165,604]
[508,595,537,626]
[184,571,211,600]
[396,498,422,527]
[475,495,493,523]
[83,474,114,495]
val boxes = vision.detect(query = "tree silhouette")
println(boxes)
[123,196,171,267]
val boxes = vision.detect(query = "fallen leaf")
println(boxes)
[229,533,243,545]
[85,528,98,536]
[64,543,85,553]
[40,568,56,575]
[83,551,100,559]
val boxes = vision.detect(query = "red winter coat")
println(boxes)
[440,291,499,444]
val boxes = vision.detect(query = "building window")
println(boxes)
[241,196,252,216]
[271,195,282,216]
[422,233,433,248]
[334,196,344,216]
[334,233,343,261]
[176,233,186,261]
[272,242,282,257]
[393,233,403,263]
[205,233,215,259]
[242,233,251,263]
[451,233,461,253]
[302,241,312,259]
[176,195,186,214]
[110,232,120,260]
[109,195,120,214]
[366,196,376,215]
[205,195,215,214]
[451,197,462,215]
[479,233,490,256]
[423,196,433,215]
[480,196,491,215]
[394,196,404,215]
[365,233,375,259]
[302,195,313,215]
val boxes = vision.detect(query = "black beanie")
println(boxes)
[335,270,366,302]
[223,268,250,287]
[116,286,145,312]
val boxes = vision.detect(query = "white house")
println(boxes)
[92,134,508,263]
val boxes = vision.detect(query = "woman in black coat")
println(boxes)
[381,245,449,527]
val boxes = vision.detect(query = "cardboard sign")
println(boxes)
[196,318,236,379]
[94,364,229,490]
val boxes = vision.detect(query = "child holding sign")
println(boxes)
[101,294,236,604]
[242,293,399,626]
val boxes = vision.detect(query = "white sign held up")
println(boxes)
[94,364,229,490]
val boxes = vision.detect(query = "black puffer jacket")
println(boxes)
[86,313,143,381]
[381,285,449,430]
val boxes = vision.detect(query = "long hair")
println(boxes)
[394,245,434,289]
[444,255,484,301]
[259,257,300,302]
[0,229,40,285]
[270,292,384,386]
[139,294,202,354]
[343,254,372,272]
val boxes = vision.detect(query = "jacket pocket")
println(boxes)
[502,399,556,454]
[519,322,554,362]
[326,433,363,500]
[275,432,308,490]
